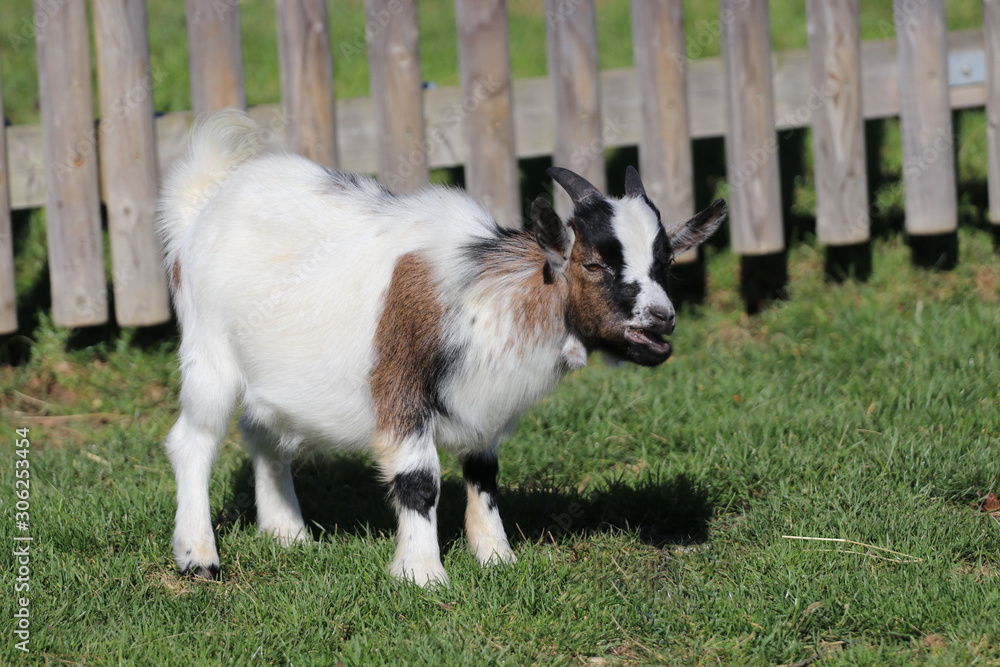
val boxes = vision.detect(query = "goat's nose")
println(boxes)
[648,306,675,335]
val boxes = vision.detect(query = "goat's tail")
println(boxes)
[157,108,261,276]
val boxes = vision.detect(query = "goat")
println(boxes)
[158,109,726,586]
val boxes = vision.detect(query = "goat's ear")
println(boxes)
[531,196,575,274]
[664,198,727,255]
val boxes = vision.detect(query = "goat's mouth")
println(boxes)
[625,327,672,358]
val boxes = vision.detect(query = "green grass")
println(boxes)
[2,230,999,665]
[2,0,999,664]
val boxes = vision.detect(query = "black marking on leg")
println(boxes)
[462,454,499,511]
[393,469,439,520]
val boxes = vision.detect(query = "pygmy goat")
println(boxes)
[159,109,726,586]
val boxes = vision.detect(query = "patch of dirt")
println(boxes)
[975,265,1000,303]
[147,566,197,597]
[922,634,947,652]
[955,562,1000,581]
[979,492,1000,516]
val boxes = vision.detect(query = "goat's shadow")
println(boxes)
[216,454,713,550]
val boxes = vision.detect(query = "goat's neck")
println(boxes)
[462,230,572,356]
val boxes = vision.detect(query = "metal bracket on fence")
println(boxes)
[948,50,986,87]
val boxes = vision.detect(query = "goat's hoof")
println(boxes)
[174,534,220,580]
[258,524,311,546]
[389,558,450,588]
[472,540,517,566]
[183,563,220,580]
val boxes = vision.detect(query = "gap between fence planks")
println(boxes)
[895,0,957,236]
[276,0,338,167]
[185,0,246,115]
[721,0,783,256]
[0,51,16,333]
[631,0,697,264]
[807,0,869,247]
[367,0,428,193]
[93,0,171,327]
[5,30,989,213]
[34,0,107,327]
[455,0,520,228]
[545,0,603,219]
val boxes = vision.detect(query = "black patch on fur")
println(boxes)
[394,469,439,519]
[573,199,625,275]
[649,227,673,289]
[323,167,393,196]
[425,342,463,421]
[465,226,531,265]
[641,194,662,225]
[462,453,499,511]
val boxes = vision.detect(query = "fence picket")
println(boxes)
[985,0,1000,232]
[894,0,957,236]
[545,0,603,218]
[721,0,783,256]
[631,0,696,264]
[367,0,428,193]
[807,0,869,246]
[94,0,171,327]
[455,0,520,228]
[277,0,338,166]
[0,55,15,333]
[185,0,246,115]
[35,0,107,326]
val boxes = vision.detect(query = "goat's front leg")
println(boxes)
[376,431,448,587]
[462,447,516,566]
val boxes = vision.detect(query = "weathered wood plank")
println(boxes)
[276,0,338,166]
[366,0,427,193]
[6,31,990,212]
[35,0,107,326]
[94,0,171,327]
[455,0,520,227]
[631,0,696,264]
[721,0,783,255]
[894,0,957,235]
[185,0,246,115]
[807,0,869,246]
[546,0,603,217]
[985,0,1000,227]
[0,54,16,333]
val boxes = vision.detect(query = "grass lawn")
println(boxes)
[2,0,999,664]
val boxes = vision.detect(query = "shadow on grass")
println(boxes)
[216,455,713,552]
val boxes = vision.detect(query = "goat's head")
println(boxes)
[532,166,726,367]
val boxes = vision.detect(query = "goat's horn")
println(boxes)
[547,167,602,206]
[624,166,646,199]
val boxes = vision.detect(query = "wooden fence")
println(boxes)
[1,0,998,333]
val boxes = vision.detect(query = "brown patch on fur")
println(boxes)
[171,259,181,291]
[473,231,568,351]
[563,237,626,347]
[371,253,451,436]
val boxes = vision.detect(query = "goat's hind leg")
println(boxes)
[239,415,308,544]
[165,342,240,579]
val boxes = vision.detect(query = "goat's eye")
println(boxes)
[584,262,610,275]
